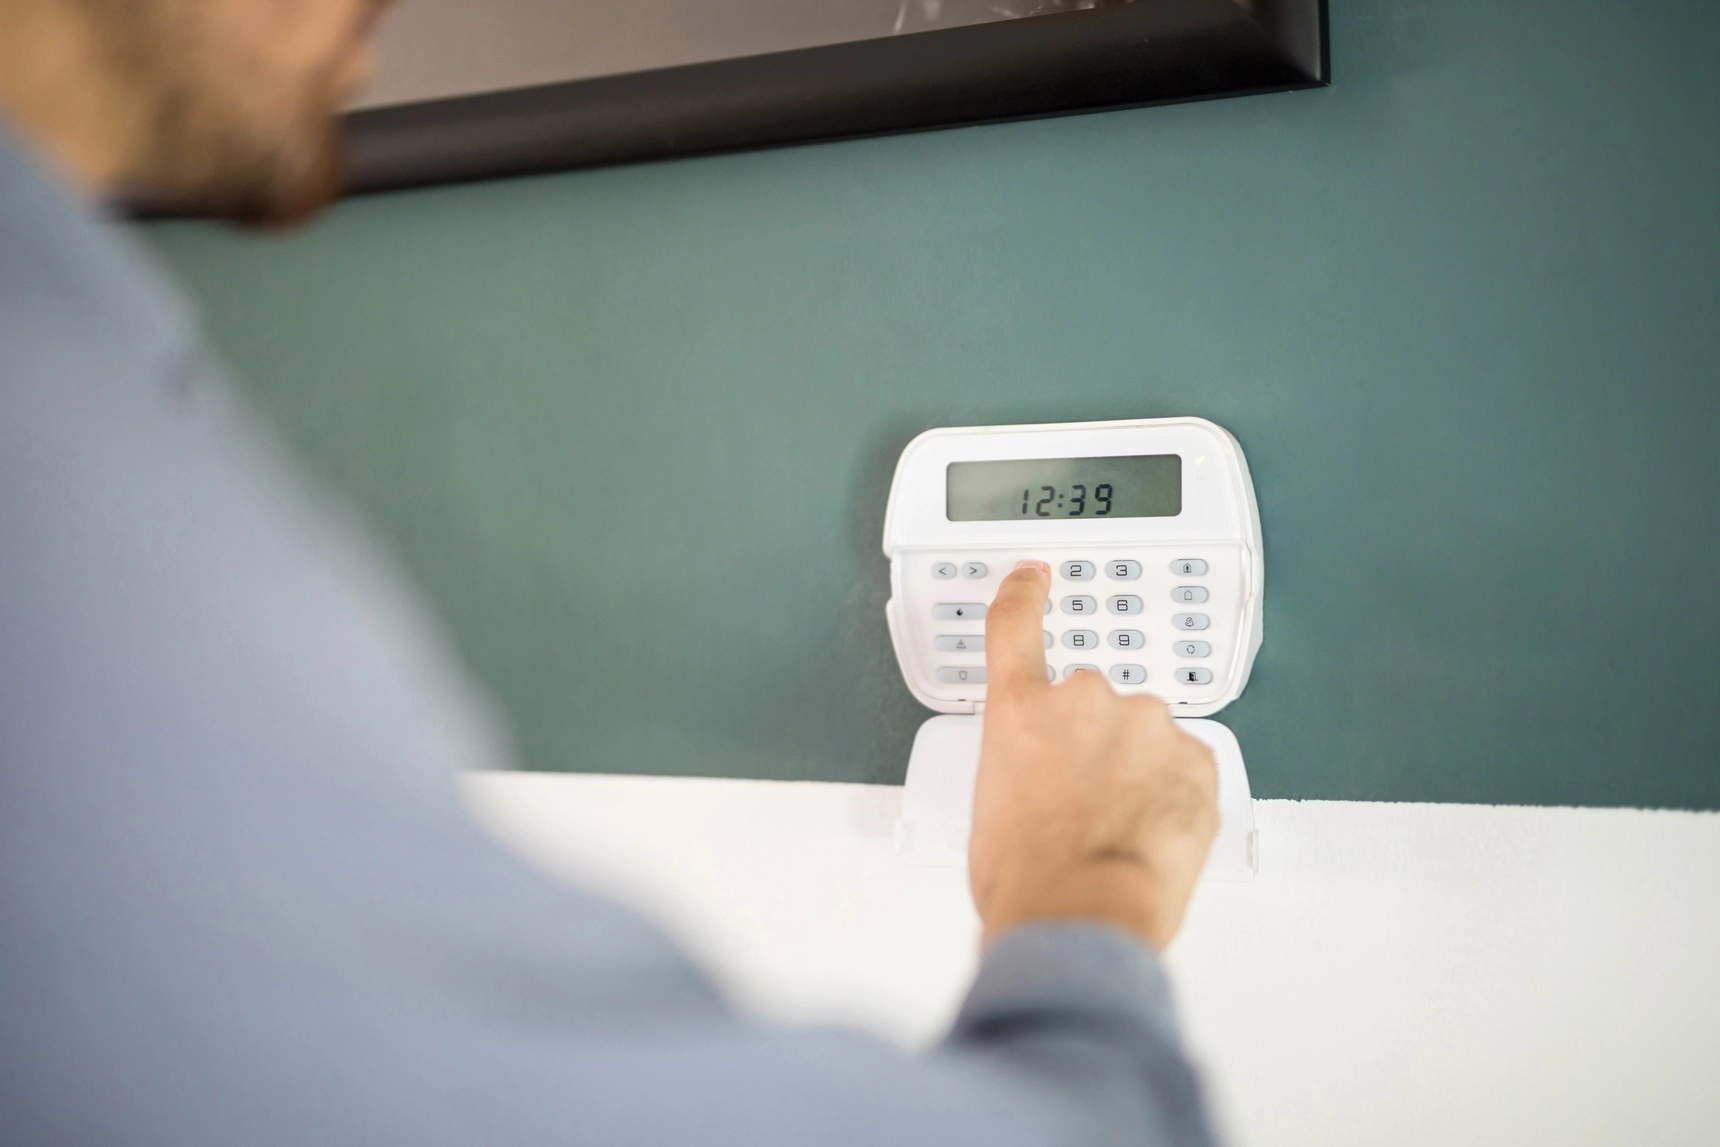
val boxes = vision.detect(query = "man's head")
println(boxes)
[0,0,389,224]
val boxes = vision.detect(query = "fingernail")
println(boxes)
[1014,559,1049,574]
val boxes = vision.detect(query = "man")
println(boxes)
[0,2,1224,1143]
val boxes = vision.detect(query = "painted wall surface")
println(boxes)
[146,0,1720,807]
[460,773,1720,1146]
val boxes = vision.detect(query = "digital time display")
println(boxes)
[945,454,1182,521]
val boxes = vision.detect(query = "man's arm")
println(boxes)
[0,154,1219,1143]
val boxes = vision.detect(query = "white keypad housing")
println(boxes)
[883,417,1263,717]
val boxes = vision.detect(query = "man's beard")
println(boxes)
[121,95,349,227]
[80,0,354,227]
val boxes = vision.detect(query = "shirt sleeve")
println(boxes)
[945,923,1220,1147]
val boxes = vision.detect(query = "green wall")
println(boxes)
[147,0,1720,808]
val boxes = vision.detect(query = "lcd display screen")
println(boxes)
[945,455,1182,521]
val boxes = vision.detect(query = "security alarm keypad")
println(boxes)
[884,418,1263,718]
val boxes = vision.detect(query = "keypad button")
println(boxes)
[1110,664,1148,685]
[962,561,988,579]
[1107,595,1144,615]
[1061,595,1098,615]
[1172,613,1210,630]
[934,635,984,652]
[1171,585,1209,604]
[1063,664,1100,679]
[1043,599,1051,615]
[1061,629,1099,650]
[1171,558,1208,576]
[931,562,957,579]
[1174,640,1211,658]
[936,666,987,683]
[933,603,987,620]
[1177,667,1214,685]
[1107,560,1142,580]
[1046,665,1056,682]
[1108,629,1145,649]
[1061,560,1096,580]
[1043,630,1053,649]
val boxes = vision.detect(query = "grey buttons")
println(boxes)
[934,635,984,652]
[1177,667,1214,685]
[1174,640,1211,658]
[1107,595,1144,615]
[1108,629,1145,649]
[1043,630,1053,649]
[931,562,957,579]
[934,603,987,620]
[1171,585,1209,604]
[1061,595,1098,615]
[937,666,986,684]
[1044,599,1051,615]
[962,561,988,579]
[1107,560,1141,580]
[1063,664,1100,679]
[1061,560,1096,580]
[1171,558,1208,576]
[1110,664,1147,685]
[1062,629,1099,650]
[1172,613,1210,630]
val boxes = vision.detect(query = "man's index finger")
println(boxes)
[985,561,1051,695]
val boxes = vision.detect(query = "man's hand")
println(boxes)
[970,560,1219,950]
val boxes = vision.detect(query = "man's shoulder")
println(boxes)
[0,130,197,390]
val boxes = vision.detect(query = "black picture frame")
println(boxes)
[342,0,1325,198]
